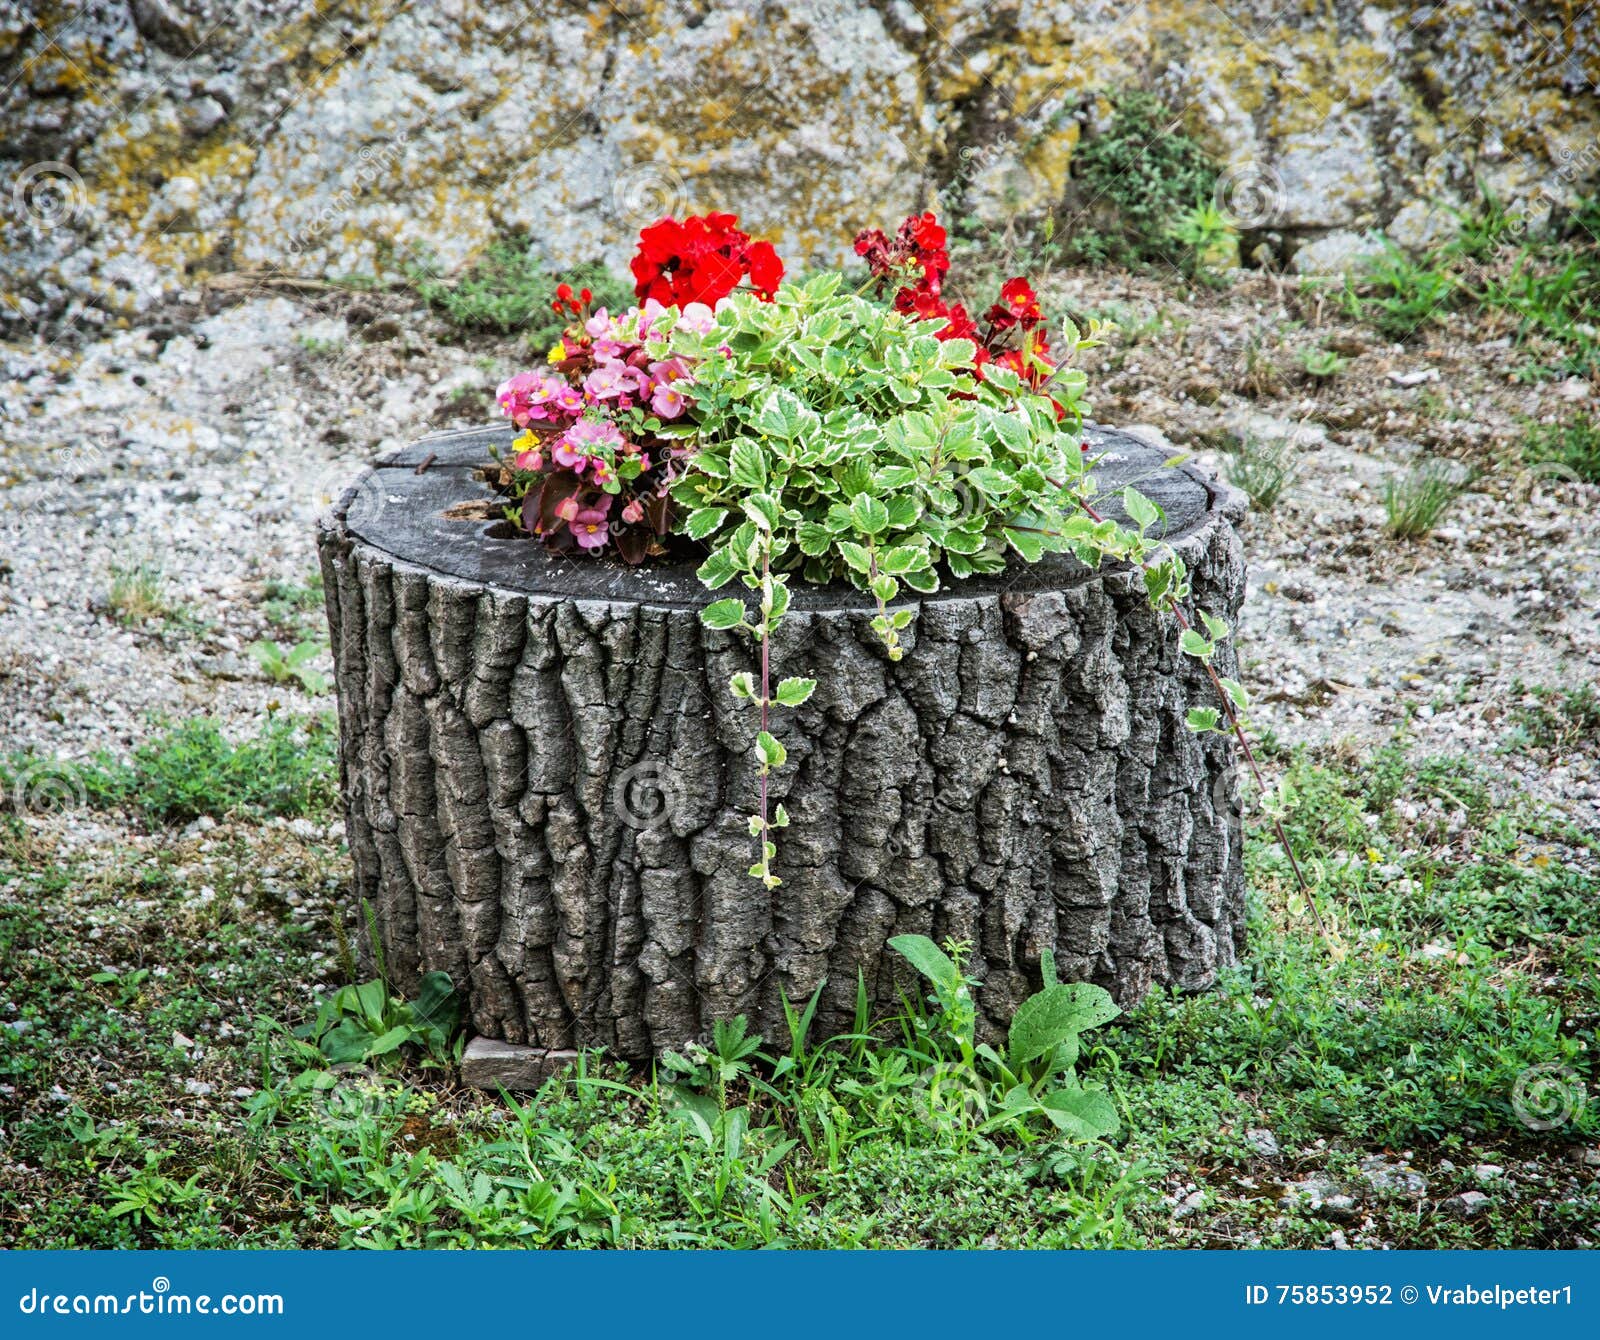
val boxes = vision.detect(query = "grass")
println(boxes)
[1223,435,1297,511]
[261,570,326,640]
[2,729,1595,1249]
[1,714,338,825]
[1384,461,1464,538]
[105,561,197,630]
[409,240,633,343]
[1523,416,1600,484]
[1341,189,1600,378]
[1505,681,1600,752]
[1063,90,1221,271]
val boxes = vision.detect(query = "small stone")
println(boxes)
[460,1036,579,1092]
[1473,1164,1505,1181]
[1358,1155,1427,1200]
[1245,1127,1281,1158]
[1289,1176,1360,1222]
[172,1031,194,1049]
[182,1078,213,1097]
[181,96,228,137]
[1443,1191,1490,1218]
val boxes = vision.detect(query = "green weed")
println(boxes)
[1223,435,1297,511]
[1065,91,1220,270]
[1384,461,1465,537]
[410,240,632,341]
[83,715,339,822]
[1523,416,1600,484]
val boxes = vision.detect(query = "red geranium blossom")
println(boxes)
[631,212,785,307]
[856,211,1066,415]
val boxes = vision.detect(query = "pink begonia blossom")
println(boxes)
[649,356,689,384]
[582,361,634,401]
[496,371,566,426]
[571,505,611,549]
[621,499,644,524]
[676,301,717,334]
[514,447,545,471]
[551,417,624,471]
[650,383,687,419]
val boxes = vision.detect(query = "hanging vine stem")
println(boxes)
[701,527,815,891]
[1073,492,1336,948]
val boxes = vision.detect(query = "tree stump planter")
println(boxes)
[317,424,1250,1085]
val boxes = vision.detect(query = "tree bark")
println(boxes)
[317,424,1250,1061]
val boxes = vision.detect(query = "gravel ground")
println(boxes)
[1,272,1597,832]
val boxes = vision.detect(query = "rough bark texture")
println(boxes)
[317,424,1250,1061]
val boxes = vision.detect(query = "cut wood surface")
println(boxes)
[318,424,1250,1060]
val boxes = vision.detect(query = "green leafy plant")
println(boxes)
[261,571,325,637]
[297,971,462,1069]
[1172,200,1238,279]
[663,275,1113,884]
[1342,243,1457,342]
[78,715,338,822]
[890,934,1122,1141]
[1523,416,1600,483]
[1299,347,1348,379]
[103,1154,204,1228]
[249,638,330,694]
[411,240,631,341]
[1065,90,1221,268]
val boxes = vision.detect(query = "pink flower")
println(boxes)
[571,505,610,549]
[550,417,624,471]
[583,361,634,401]
[650,382,687,418]
[552,385,585,415]
[496,371,564,426]
[584,309,614,339]
[677,301,717,334]
[621,499,644,524]
[514,448,544,470]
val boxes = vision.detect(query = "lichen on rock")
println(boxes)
[2,0,1596,329]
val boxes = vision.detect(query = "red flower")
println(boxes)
[984,276,1043,333]
[630,212,785,307]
